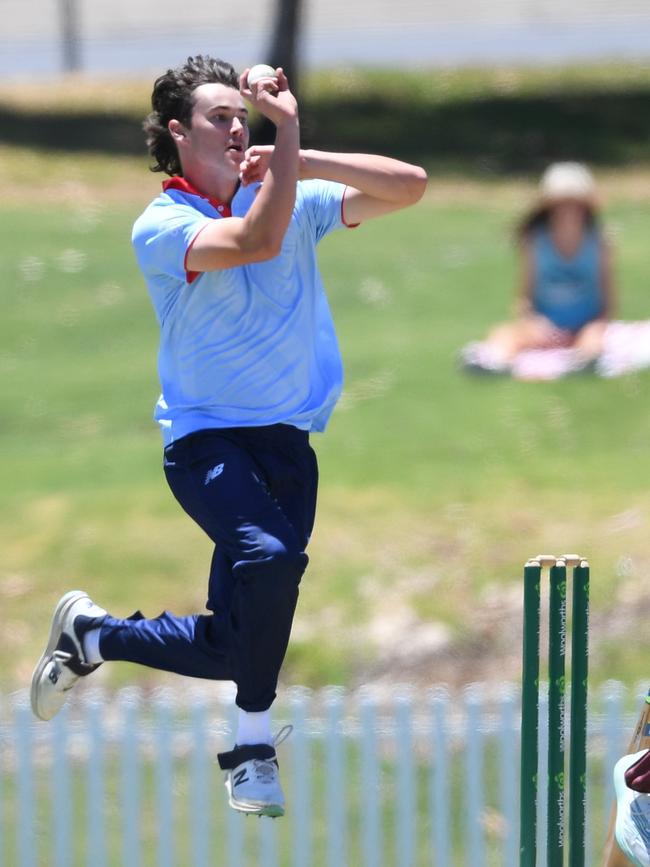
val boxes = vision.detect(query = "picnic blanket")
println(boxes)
[461,320,650,381]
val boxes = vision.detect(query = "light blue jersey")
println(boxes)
[132,177,351,445]
[531,226,604,332]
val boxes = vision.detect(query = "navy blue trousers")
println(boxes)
[98,425,318,712]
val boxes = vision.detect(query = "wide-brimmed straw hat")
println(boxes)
[518,162,600,235]
[538,161,598,207]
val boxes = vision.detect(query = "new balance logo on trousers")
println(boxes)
[204,463,224,485]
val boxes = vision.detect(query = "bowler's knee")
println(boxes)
[236,538,308,587]
[272,543,307,581]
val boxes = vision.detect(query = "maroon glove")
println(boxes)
[625,749,650,793]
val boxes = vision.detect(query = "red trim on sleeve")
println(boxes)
[183,222,212,285]
[341,185,360,228]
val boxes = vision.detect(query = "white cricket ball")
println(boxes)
[247,64,278,88]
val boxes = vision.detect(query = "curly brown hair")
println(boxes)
[144,55,240,176]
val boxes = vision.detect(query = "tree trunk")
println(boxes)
[255,0,304,144]
[266,0,303,91]
[59,0,82,73]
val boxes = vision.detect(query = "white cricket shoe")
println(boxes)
[31,590,106,721]
[218,726,292,818]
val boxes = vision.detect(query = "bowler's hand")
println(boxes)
[240,145,274,186]
[240,68,298,128]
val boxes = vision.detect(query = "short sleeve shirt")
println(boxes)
[132,177,350,445]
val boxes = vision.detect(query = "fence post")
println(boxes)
[190,694,210,867]
[154,691,175,867]
[395,689,416,867]
[429,686,451,867]
[600,680,629,862]
[325,687,347,867]
[225,702,244,867]
[603,681,625,796]
[498,685,518,867]
[359,689,382,867]
[291,687,313,867]
[14,698,36,867]
[257,704,280,867]
[86,693,107,867]
[258,803,280,867]
[465,684,485,867]
[51,706,71,867]
[120,688,141,867]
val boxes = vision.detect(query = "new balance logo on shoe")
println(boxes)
[217,729,292,818]
[204,463,225,485]
[233,768,250,787]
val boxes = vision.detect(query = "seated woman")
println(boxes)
[464,162,615,373]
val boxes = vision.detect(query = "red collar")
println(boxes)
[162,176,231,216]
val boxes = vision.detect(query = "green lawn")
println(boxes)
[2,160,650,692]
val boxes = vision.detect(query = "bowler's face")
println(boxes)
[184,83,250,180]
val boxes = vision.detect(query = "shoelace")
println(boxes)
[249,726,293,783]
[272,724,293,748]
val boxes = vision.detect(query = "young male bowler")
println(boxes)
[31,55,427,817]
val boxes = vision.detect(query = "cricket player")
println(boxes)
[30,55,427,817]
[614,749,650,866]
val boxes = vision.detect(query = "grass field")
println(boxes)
[2,141,650,694]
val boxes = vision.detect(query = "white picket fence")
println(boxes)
[0,681,645,867]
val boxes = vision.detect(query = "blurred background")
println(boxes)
[1,2,650,863]
[3,0,650,74]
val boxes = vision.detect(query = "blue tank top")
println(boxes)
[531,226,603,331]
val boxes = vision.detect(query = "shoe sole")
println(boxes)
[228,796,285,818]
[30,590,89,721]
[225,778,285,817]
